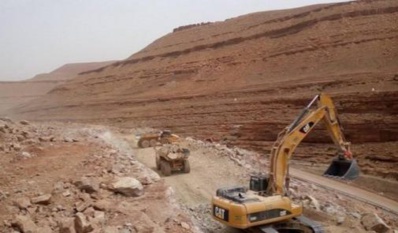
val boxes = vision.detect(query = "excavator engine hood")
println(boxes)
[324,158,359,180]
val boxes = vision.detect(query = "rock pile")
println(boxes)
[0,121,196,233]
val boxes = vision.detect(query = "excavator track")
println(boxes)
[246,216,324,233]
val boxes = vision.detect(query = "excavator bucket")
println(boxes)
[323,159,359,180]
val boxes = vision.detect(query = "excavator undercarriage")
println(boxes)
[214,177,325,233]
[246,216,324,233]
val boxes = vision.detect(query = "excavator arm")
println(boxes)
[317,94,352,159]
[268,93,358,195]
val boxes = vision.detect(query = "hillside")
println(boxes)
[0,61,115,115]
[13,0,398,179]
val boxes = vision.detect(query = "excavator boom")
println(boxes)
[268,93,359,195]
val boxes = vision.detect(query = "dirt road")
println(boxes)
[291,168,398,214]
[129,141,248,233]
[132,146,248,206]
[124,136,398,232]
[132,142,398,214]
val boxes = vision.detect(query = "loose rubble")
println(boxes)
[0,119,197,233]
[0,119,397,233]
[180,137,398,233]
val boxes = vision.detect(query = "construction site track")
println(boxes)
[242,169,398,233]
[291,168,398,215]
[245,216,324,233]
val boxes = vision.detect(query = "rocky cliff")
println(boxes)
[13,0,398,172]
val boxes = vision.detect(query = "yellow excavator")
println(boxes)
[211,93,360,232]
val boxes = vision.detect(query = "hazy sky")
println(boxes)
[0,0,350,81]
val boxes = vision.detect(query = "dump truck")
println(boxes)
[137,130,179,148]
[155,144,190,176]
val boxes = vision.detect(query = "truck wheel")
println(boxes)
[150,139,157,147]
[156,155,161,170]
[183,160,190,173]
[140,140,150,148]
[161,161,172,176]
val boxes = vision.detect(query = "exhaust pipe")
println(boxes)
[323,158,360,180]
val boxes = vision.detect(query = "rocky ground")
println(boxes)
[1,1,397,233]
[11,0,398,184]
[0,119,197,233]
[1,118,397,233]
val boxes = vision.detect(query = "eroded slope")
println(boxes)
[13,0,398,178]
[0,61,115,115]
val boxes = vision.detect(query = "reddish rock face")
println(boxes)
[0,61,115,115]
[9,1,398,176]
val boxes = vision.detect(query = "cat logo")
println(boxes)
[299,122,314,134]
[213,206,229,221]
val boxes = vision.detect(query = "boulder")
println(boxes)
[53,181,65,193]
[16,135,25,142]
[37,226,52,233]
[303,195,320,211]
[20,152,32,159]
[75,201,91,213]
[11,143,22,151]
[0,125,6,133]
[361,213,390,233]
[336,215,345,225]
[351,212,361,219]
[90,211,105,226]
[93,199,113,211]
[322,204,338,215]
[74,213,93,233]
[134,225,155,233]
[13,215,38,233]
[64,137,74,143]
[103,226,119,233]
[138,170,160,185]
[59,217,76,233]
[74,177,99,193]
[21,131,30,138]
[19,120,30,125]
[39,136,55,142]
[31,194,52,205]
[110,177,144,197]
[63,190,72,197]
[13,197,31,209]
[181,222,190,229]
[83,207,95,217]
